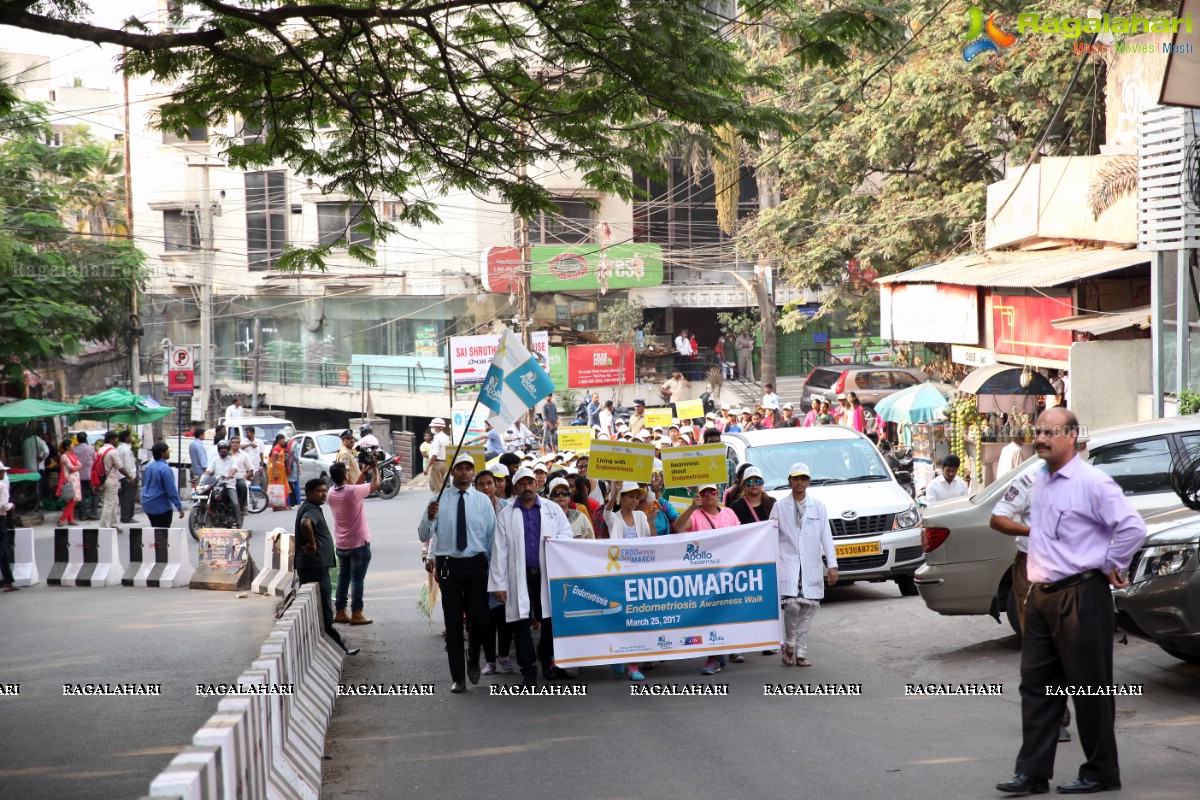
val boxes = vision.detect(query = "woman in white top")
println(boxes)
[603,482,652,681]
[548,477,595,539]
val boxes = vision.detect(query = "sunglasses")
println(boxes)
[699,489,718,496]
[744,478,763,486]
[549,490,571,499]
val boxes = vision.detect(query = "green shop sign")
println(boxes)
[481,243,664,293]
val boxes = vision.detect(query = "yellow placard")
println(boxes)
[666,494,723,515]
[659,443,728,488]
[557,425,593,453]
[674,398,705,421]
[644,407,673,428]
[461,445,487,472]
[587,440,657,483]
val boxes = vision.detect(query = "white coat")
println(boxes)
[603,508,653,540]
[489,499,574,624]
[770,493,836,601]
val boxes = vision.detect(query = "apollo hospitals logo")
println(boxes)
[962,7,1017,62]
[657,635,673,649]
[482,374,503,405]
[683,542,719,566]
[708,631,726,645]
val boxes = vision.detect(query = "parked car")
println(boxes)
[721,427,924,596]
[914,416,1200,633]
[1114,508,1200,664]
[289,429,345,485]
[799,364,929,421]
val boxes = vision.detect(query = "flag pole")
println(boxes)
[434,392,483,504]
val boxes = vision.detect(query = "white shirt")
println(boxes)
[674,335,693,357]
[117,442,137,475]
[233,450,257,479]
[0,475,12,513]
[925,473,969,504]
[997,441,1024,477]
[762,391,781,410]
[430,430,450,461]
[205,453,239,479]
[992,469,1038,553]
[241,438,264,467]
[225,404,245,419]
[358,434,379,449]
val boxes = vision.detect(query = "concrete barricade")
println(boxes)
[250,528,295,597]
[10,527,39,587]
[122,527,196,588]
[46,527,124,587]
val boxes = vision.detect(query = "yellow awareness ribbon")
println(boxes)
[606,545,622,573]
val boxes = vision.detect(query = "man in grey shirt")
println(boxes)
[189,427,208,481]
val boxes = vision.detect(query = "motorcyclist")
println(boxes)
[201,440,243,526]
[357,424,380,450]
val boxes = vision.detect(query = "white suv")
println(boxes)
[721,427,924,596]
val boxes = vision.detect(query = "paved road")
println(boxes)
[323,489,1200,800]
[0,503,308,799]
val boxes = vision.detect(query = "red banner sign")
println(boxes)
[989,292,1074,362]
[567,344,635,388]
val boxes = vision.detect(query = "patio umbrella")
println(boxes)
[873,382,956,424]
[76,388,173,425]
[958,364,1055,396]
[0,398,85,425]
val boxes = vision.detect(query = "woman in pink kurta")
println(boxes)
[847,392,866,433]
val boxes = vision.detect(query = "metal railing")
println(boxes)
[212,357,446,394]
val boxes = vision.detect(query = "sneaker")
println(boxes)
[729,653,746,663]
[700,658,722,676]
[498,657,516,674]
[629,669,646,681]
[481,662,496,676]
[611,664,626,676]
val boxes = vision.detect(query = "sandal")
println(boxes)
[795,657,812,667]
[781,647,795,666]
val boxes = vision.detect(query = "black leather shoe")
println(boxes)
[450,681,466,693]
[997,774,1050,795]
[521,675,537,689]
[467,663,481,684]
[1058,726,1071,743]
[1056,778,1120,794]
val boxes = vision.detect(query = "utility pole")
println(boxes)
[189,160,215,425]
[515,130,535,428]
[123,48,140,399]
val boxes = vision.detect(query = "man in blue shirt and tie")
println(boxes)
[419,452,498,693]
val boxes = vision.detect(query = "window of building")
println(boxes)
[246,170,287,269]
[163,209,200,251]
[162,124,208,144]
[528,198,596,244]
[317,202,372,248]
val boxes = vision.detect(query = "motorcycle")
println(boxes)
[357,445,400,500]
[188,474,243,540]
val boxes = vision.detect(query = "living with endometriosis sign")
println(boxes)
[545,521,781,667]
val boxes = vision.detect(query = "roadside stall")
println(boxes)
[874,382,956,495]
[0,398,87,519]
[956,364,1051,488]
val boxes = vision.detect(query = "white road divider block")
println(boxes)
[148,744,221,799]
[46,527,124,587]
[122,527,196,587]
[10,527,39,587]
[251,528,295,596]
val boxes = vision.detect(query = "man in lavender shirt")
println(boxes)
[997,408,1146,797]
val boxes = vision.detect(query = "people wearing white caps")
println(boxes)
[604,481,652,681]
[418,450,497,692]
[489,467,575,686]
[769,462,837,668]
[426,417,451,491]
[531,461,549,493]
[547,476,595,539]
[780,402,800,428]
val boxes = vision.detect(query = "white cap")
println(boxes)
[657,438,671,447]
[431,417,446,426]
[533,462,549,473]
[739,407,751,415]
[788,462,812,478]
[619,483,646,496]
[548,477,571,494]
[836,393,847,400]
[652,458,663,473]
[512,467,537,485]
[782,402,793,410]
[635,430,652,440]
[697,484,719,493]
[705,412,717,419]
[720,403,730,411]
[742,465,764,481]
[452,452,476,468]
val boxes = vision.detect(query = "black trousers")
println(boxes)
[436,554,492,683]
[489,604,513,659]
[0,516,14,585]
[147,510,175,529]
[297,566,348,651]
[79,480,95,519]
[119,478,136,522]
[1016,572,1119,783]
[509,569,555,679]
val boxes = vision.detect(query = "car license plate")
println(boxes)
[835,541,882,559]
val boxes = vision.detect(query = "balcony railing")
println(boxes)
[212,357,446,394]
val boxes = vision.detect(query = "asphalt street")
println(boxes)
[323,488,1200,800]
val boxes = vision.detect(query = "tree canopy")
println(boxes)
[0,85,145,383]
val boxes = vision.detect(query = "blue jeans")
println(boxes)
[335,543,372,612]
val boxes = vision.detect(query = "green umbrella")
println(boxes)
[76,388,174,425]
[0,398,85,425]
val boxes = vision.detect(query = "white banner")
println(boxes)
[545,521,781,667]
[450,331,548,387]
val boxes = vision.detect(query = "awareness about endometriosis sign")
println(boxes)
[545,521,781,667]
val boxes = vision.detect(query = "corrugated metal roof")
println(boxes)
[877,248,1151,287]
[1050,305,1152,336]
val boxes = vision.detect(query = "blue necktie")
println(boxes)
[457,490,468,552]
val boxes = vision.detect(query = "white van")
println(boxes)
[721,427,924,596]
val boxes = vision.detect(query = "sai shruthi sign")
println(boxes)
[450,331,549,388]
[545,521,781,667]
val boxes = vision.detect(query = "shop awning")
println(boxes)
[877,248,1151,287]
[1051,306,1152,336]
[0,398,85,425]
